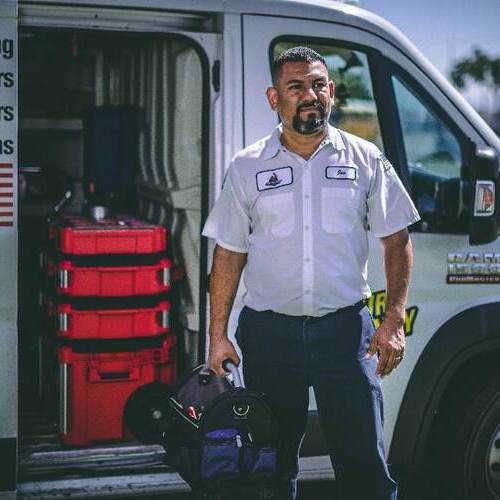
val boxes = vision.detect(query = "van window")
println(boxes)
[393,76,461,179]
[392,75,466,233]
[273,42,383,150]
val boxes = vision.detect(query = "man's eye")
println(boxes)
[289,85,301,90]
[314,82,327,89]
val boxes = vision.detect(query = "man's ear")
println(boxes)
[266,86,279,111]
[329,81,335,99]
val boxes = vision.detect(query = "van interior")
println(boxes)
[18,27,207,483]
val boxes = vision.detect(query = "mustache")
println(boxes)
[297,101,325,113]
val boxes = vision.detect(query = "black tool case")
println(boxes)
[125,361,286,499]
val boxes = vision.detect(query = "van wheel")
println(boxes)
[439,381,500,499]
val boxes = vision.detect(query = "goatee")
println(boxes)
[292,102,327,135]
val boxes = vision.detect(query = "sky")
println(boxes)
[360,0,500,114]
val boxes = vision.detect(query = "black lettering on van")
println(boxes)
[0,106,14,121]
[0,39,14,59]
[0,72,14,87]
[0,139,14,155]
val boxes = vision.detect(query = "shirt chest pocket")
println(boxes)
[321,187,360,234]
[256,192,295,238]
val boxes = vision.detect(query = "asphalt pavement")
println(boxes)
[111,481,337,499]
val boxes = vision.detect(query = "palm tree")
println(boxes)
[450,48,500,131]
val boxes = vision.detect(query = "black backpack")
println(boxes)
[125,361,285,499]
[125,362,285,499]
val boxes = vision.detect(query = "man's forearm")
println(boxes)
[381,229,413,325]
[209,244,247,341]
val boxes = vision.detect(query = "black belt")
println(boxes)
[259,299,367,321]
[299,299,367,320]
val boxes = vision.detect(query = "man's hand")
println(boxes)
[366,315,405,377]
[367,227,413,378]
[208,337,241,377]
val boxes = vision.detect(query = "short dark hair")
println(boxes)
[271,46,327,84]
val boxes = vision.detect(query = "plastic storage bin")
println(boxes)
[45,256,171,297]
[48,213,167,256]
[44,296,170,340]
[52,335,177,446]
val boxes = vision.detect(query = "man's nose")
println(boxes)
[301,85,319,101]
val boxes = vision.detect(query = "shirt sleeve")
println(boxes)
[367,152,421,238]
[202,162,250,253]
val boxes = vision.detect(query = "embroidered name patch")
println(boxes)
[326,166,357,181]
[256,166,293,191]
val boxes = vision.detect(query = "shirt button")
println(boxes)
[305,258,310,263]
[304,194,310,199]
[304,225,310,231]
[305,289,312,294]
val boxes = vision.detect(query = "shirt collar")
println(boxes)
[261,123,346,161]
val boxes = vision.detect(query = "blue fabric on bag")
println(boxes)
[201,428,240,480]
[205,429,239,440]
[248,447,278,474]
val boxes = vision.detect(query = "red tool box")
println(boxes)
[44,296,170,340]
[46,335,177,446]
[48,213,167,255]
[41,211,177,447]
[44,255,171,297]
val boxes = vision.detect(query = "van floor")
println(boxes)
[18,418,338,499]
[18,411,184,499]
[19,411,169,482]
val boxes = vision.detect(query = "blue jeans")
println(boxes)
[235,304,398,500]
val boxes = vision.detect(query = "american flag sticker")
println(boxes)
[0,163,14,227]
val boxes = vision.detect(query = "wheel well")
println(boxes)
[427,349,500,440]
[420,347,500,466]
[433,350,500,417]
[392,348,500,499]
[389,301,500,479]
[418,350,500,499]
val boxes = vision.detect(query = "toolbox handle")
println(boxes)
[59,312,69,333]
[156,259,171,288]
[57,262,73,290]
[88,367,140,382]
[59,363,68,435]
[156,309,169,329]
[222,359,243,389]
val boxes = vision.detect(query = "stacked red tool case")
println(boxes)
[41,211,177,446]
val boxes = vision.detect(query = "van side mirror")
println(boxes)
[469,147,499,245]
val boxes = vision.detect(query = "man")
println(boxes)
[202,46,420,499]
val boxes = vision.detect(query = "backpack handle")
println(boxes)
[222,359,243,389]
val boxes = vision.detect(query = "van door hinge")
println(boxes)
[212,60,220,92]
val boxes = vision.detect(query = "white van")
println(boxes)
[1,0,499,498]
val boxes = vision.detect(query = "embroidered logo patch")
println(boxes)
[256,166,293,191]
[326,165,357,181]
[379,154,393,172]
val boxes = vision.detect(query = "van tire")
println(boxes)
[437,380,500,500]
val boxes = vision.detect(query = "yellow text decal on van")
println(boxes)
[366,290,418,336]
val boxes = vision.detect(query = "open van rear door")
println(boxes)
[0,1,17,499]
[14,3,221,496]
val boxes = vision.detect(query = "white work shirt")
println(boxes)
[202,125,420,317]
